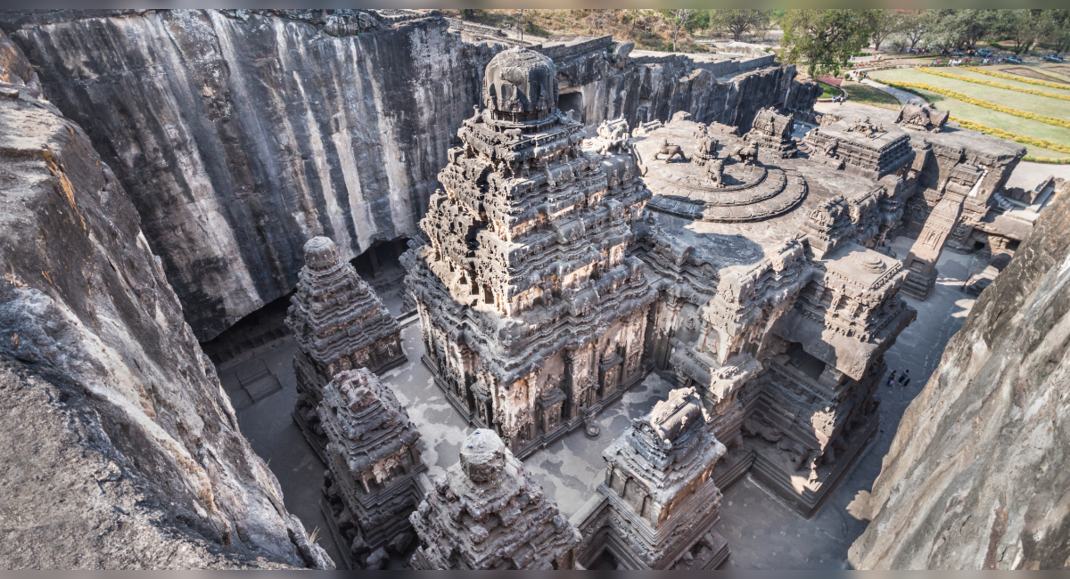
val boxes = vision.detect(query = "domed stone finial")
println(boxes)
[459,429,506,483]
[482,47,557,117]
[304,236,339,270]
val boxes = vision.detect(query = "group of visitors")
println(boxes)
[887,369,911,388]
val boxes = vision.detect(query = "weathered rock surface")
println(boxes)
[0,33,330,569]
[848,180,1070,569]
[0,10,497,340]
[0,10,816,341]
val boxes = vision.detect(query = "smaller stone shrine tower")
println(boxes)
[319,368,425,568]
[574,387,730,569]
[409,429,581,570]
[286,236,405,460]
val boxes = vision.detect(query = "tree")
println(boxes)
[780,9,878,77]
[662,9,696,52]
[998,9,1050,55]
[898,10,928,51]
[710,9,771,42]
[945,9,1000,51]
[869,9,902,52]
[1046,9,1070,54]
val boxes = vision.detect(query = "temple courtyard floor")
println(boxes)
[217,234,983,569]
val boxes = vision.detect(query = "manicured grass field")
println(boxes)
[871,82,1070,159]
[925,67,1070,96]
[816,81,840,99]
[871,68,1070,121]
[841,81,901,110]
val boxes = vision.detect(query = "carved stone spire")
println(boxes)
[319,368,426,569]
[286,236,405,460]
[409,429,581,570]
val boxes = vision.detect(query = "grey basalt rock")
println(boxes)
[0,31,330,569]
[848,173,1070,570]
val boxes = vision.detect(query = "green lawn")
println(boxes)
[870,68,1070,121]
[868,81,1070,159]
[923,66,1070,96]
[841,81,901,110]
[816,81,840,99]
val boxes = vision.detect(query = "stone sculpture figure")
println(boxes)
[319,368,425,569]
[654,138,688,162]
[594,117,630,156]
[727,140,759,165]
[743,107,797,157]
[845,117,885,139]
[894,100,949,133]
[706,158,725,188]
[409,429,581,570]
[286,236,405,461]
[694,125,720,166]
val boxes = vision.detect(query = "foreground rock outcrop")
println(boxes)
[0,31,330,569]
[849,182,1070,569]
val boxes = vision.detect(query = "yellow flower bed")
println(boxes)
[964,66,1070,91]
[881,80,1070,129]
[916,67,1070,102]
[951,118,1070,155]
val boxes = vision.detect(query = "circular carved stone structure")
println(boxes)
[637,124,808,223]
[303,236,341,270]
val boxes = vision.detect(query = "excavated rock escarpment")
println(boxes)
[0,31,330,569]
[0,10,816,341]
[0,10,497,341]
[848,182,1070,569]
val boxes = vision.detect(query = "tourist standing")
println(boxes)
[887,371,897,386]
[898,369,910,385]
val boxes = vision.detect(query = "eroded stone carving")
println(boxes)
[403,47,657,458]
[286,236,405,460]
[574,388,731,569]
[319,368,425,569]
[895,100,949,133]
[409,429,581,569]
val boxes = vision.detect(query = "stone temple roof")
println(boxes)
[285,236,401,368]
[635,118,886,270]
[483,47,558,116]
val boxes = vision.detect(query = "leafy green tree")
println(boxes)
[710,9,771,42]
[869,9,902,52]
[780,9,878,77]
[898,10,929,51]
[998,9,1050,55]
[1047,9,1070,54]
[685,9,710,34]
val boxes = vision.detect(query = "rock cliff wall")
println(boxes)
[1,10,815,341]
[848,184,1070,569]
[0,31,330,569]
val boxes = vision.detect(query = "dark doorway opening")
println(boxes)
[559,91,584,124]
[351,236,412,318]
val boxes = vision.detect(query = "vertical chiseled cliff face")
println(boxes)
[1,10,496,340]
[0,31,330,569]
[848,184,1070,569]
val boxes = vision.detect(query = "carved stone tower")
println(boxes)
[319,368,425,569]
[409,429,581,570]
[574,387,730,569]
[402,47,656,458]
[286,236,405,460]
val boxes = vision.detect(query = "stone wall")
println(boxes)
[848,178,1070,569]
[0,30,329,569]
